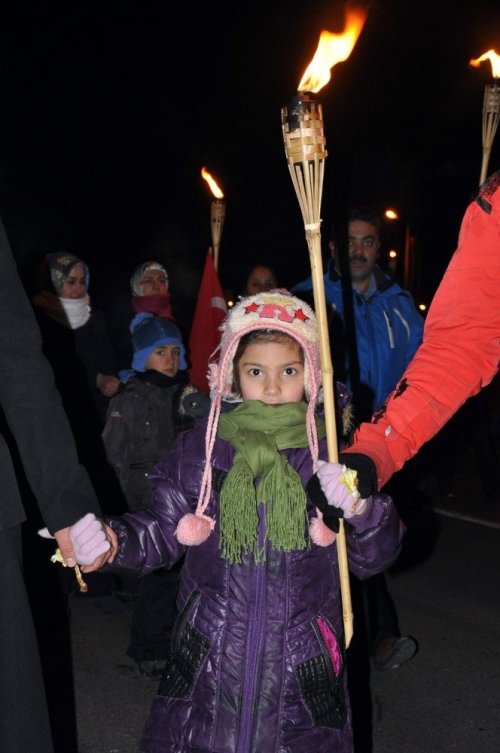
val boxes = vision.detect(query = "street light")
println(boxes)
[387,248,398,274]
[384,208,411,289]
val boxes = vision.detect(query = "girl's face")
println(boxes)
[61,264,87,299]
[245,266,277,296]
[237,339,305,404]
[145,344,180,377]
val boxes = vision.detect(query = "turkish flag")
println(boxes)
[188,250,227,394]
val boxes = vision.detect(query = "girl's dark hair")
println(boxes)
[240,263,278,295]
[231,329,304,395]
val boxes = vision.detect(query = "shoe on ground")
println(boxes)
[137,659,167,679]
[371,634,418,672]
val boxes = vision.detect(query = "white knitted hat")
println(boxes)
[207,289,321,403]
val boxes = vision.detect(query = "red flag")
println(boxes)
[188,250,227,394]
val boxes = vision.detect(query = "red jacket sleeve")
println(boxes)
[343,172,500,488]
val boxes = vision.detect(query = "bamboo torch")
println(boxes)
[201,167,225,271]
[281,8,366,647]
[470,50,500,186]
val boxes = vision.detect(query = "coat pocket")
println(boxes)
[295,615,347,729]
[157,590,211,700]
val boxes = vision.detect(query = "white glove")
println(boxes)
[316,460,368,519]
[38,513,110,565]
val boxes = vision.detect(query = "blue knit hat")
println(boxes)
[130,312,187,371]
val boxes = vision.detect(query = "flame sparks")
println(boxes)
[298,8,367,93]
[201,167,224,199]
[469,49,500,79]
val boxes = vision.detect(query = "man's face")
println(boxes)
[347,220,380,285]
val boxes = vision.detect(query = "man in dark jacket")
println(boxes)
[292,206,423,673]
[0,218,112,753]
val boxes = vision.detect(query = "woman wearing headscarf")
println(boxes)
[33,252,120,420]
[105,260,177,373]
[32,252,124,515]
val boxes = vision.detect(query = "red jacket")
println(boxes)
[343,172,500,489]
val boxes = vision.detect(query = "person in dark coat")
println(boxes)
[32,252,125,515]
[32,252,120,423]
[102,312,192,677]
[87,290,404,753]
[103,312,190,511]
[0,218,114,753]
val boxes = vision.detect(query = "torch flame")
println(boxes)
[469,49,500,79]
[201,167,224,199]
[298,8,367,93]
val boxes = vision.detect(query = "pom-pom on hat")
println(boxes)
[130,261,168,297]
[45,253,89,295]
[176,289,328,549]
[130,312,187,371]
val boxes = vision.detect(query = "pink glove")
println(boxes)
[316,461,368,519]
[69,513,111,565]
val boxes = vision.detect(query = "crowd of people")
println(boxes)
[2,169,499,753]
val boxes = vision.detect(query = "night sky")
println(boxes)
[1,1,499,321]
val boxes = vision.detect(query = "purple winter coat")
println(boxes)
[107,408,404,753]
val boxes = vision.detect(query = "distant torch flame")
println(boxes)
[469,50,500,79]
[298,8,367,93]
[201,167,224,199]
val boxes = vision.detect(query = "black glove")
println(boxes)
[338,452,377,498]
[181,390,211,418]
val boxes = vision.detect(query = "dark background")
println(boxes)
[1,0,499,322]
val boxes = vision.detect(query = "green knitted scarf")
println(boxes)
[217,400,326,564]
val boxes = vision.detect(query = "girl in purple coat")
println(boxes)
[83,290,404,753]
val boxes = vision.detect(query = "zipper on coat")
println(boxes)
[236,504,267,753]
[382,310,395,348]
[393,306,411,340]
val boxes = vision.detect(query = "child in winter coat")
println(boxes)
[85,290,404,753]
[102,312,191,678]
[102,311,190,512]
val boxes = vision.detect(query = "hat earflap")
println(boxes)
[175,392,222,546]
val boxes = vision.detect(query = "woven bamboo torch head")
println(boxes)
[281,93,327,167]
